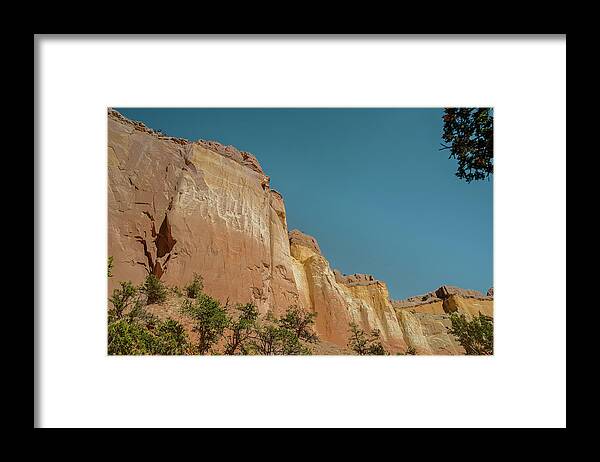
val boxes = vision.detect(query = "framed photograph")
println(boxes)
[35,34,566,428]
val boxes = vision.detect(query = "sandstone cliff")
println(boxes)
[108,109,492,354]
[392,286,493,354]
[108,108,298,316]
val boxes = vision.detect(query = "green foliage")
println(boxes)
[275,327,312,355]
[108,281,138,320]
[246,306,316,355]
[127,300,158,327]
[347,322,368,354]
[184,273,204,299]
[108,256,114,277]
[224,302,259,355]
[108,298,188,355]
[366,330,387,355]
[141,274,167,305]
[108,275,188,355]
[250,323,280,355]
[251,322,311,355]
[347,322,387,355]
[278,305,319,344]
[448,311,494,355]
[108,316,188,355]
[154,318,189,355]
[108,317,158,355]
[441,108,493,183]
[181,293,229,354]
[107,276,320,356]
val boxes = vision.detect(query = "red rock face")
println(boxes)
[108,109,493,354]
[108,109,299,315]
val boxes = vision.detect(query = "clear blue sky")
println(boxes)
[114,108,493,300]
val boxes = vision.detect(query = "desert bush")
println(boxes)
[366,330,387,355]
[250,322,279,355]
[126,300,158,327]
[108,317,158,355]
[246,306,316,355]
[154,318,189,355]
[141,274,167,305]
[108,281,138,320]
[181,293,229,354]
[185,273,204,299]
[108,289,188,355]
[276,327,312,355]
[347,322,387,355]
[448,311,493,355]
[278,305,319,344]
[224,302,259,355]
[108,315,188,355]
[250,322,311,355]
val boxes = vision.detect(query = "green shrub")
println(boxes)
[448,311,493,355]
[184,273,204,299]
[250,323,278,355]
[108,316,188,355]
[347,322,387,355]
[250,322,310,355]
[224,302,259,355]
[108,318,156,355]
[246,306,316,355]
[126,301,158,327]
[181,293,229,354]
[154,318,189,355]
[276,327,312,355]
[108,281,138,320]
[141,274,167,305]
[278,305,319,344]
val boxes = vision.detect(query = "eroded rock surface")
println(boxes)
[108,108,298,315]
[289,230,407,351]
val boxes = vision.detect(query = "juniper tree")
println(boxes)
[108,315,188,355]
[277,305,319,344]
[347,322,387,355]
[141,274,167,305]
[447,311,494,355]
[181,293,229,354]
[224,302,259,355]
[441,108,493,183]
[184,273,204,299]
[248,307,315,355]
[108,281,138,320]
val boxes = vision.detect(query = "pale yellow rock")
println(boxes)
[289,240,407,352]
[442,294,493,318]
[393,294,493,354]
